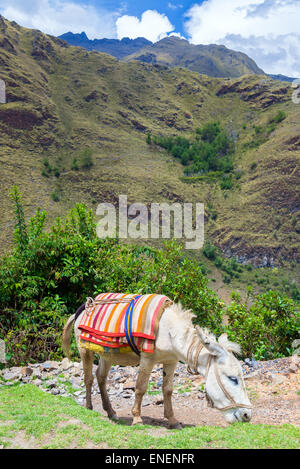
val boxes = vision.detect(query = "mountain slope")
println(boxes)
[0,15,299,269]
[58,32,264,79]
[123,36,265,78]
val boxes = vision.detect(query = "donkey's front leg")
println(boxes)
[131,357,155,425]
[163,361,182,429]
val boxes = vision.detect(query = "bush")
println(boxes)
[51,191,60,202]
[203,241,218,261]
[220,174,233,190]
[225,291,299,359]
[152,122,234,177]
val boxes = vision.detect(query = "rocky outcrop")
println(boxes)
[216,77,290,108]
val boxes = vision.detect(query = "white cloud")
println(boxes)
[168,32,186,39]
[167,2,183,10]
[0,0,119,39]
[184,0,300,77]
[116,10,175,43]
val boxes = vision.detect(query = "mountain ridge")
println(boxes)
[58,32,152,59]
[58,31,264,78]
[58,32,298,82]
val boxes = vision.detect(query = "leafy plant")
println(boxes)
[225,291,300,360]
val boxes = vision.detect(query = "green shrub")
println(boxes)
[51,191,60,202]
[152,122,234,177]
[270,110,286,124]
[203,241,218,261]
[225,291,299,359]
[220,174,233,190]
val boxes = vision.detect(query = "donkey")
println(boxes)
[62,301,252,429]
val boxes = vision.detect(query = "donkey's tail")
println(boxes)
[62,314,75,360]
[62,303,86,359]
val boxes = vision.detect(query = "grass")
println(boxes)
[0,384,299,449]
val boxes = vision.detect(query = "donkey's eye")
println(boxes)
[228,376,238,385]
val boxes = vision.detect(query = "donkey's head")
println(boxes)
[196,327,252,424]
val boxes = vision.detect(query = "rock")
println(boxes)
[123,380,135,391]
[47,380,57,389]
[291,355,300,368]
[40,361,59,372]
[244,370,260,380]
[270,373,286,385]
[60,358,73,371]
[155,399,164,405]
[2,370,20,381]
[21,376,32,383]
[288,364,298,374]
[69,378,81,389]
[33,369,42,379]
[20,366,33,376]
[51,389,60,395]
[112,373,121,382]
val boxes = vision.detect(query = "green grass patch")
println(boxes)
[0,384,299,449]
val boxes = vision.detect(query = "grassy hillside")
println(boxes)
[0,16,299,292]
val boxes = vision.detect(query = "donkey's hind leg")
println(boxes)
[96,358,118,420]
[163,361,182,429]
[79,348,94,410]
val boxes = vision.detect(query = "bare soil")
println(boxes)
[90,360,300,429]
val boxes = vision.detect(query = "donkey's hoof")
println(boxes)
[109,413,119,421]
[169,422,183,430]
[132,417,143,425]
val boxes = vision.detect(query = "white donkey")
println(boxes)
[62,301,252,429]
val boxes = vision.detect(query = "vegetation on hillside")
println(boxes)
[0,16,298,271]
[148,122,235,186]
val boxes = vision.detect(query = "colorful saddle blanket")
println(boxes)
[78,292,173,355]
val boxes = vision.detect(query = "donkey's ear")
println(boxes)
[196,326,226,358]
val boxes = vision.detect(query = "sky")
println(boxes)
[0,0,299,77]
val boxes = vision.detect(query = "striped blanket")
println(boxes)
[78,292,173,355]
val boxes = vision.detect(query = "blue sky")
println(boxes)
[61,1,201,37]
[0,1,299,76]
